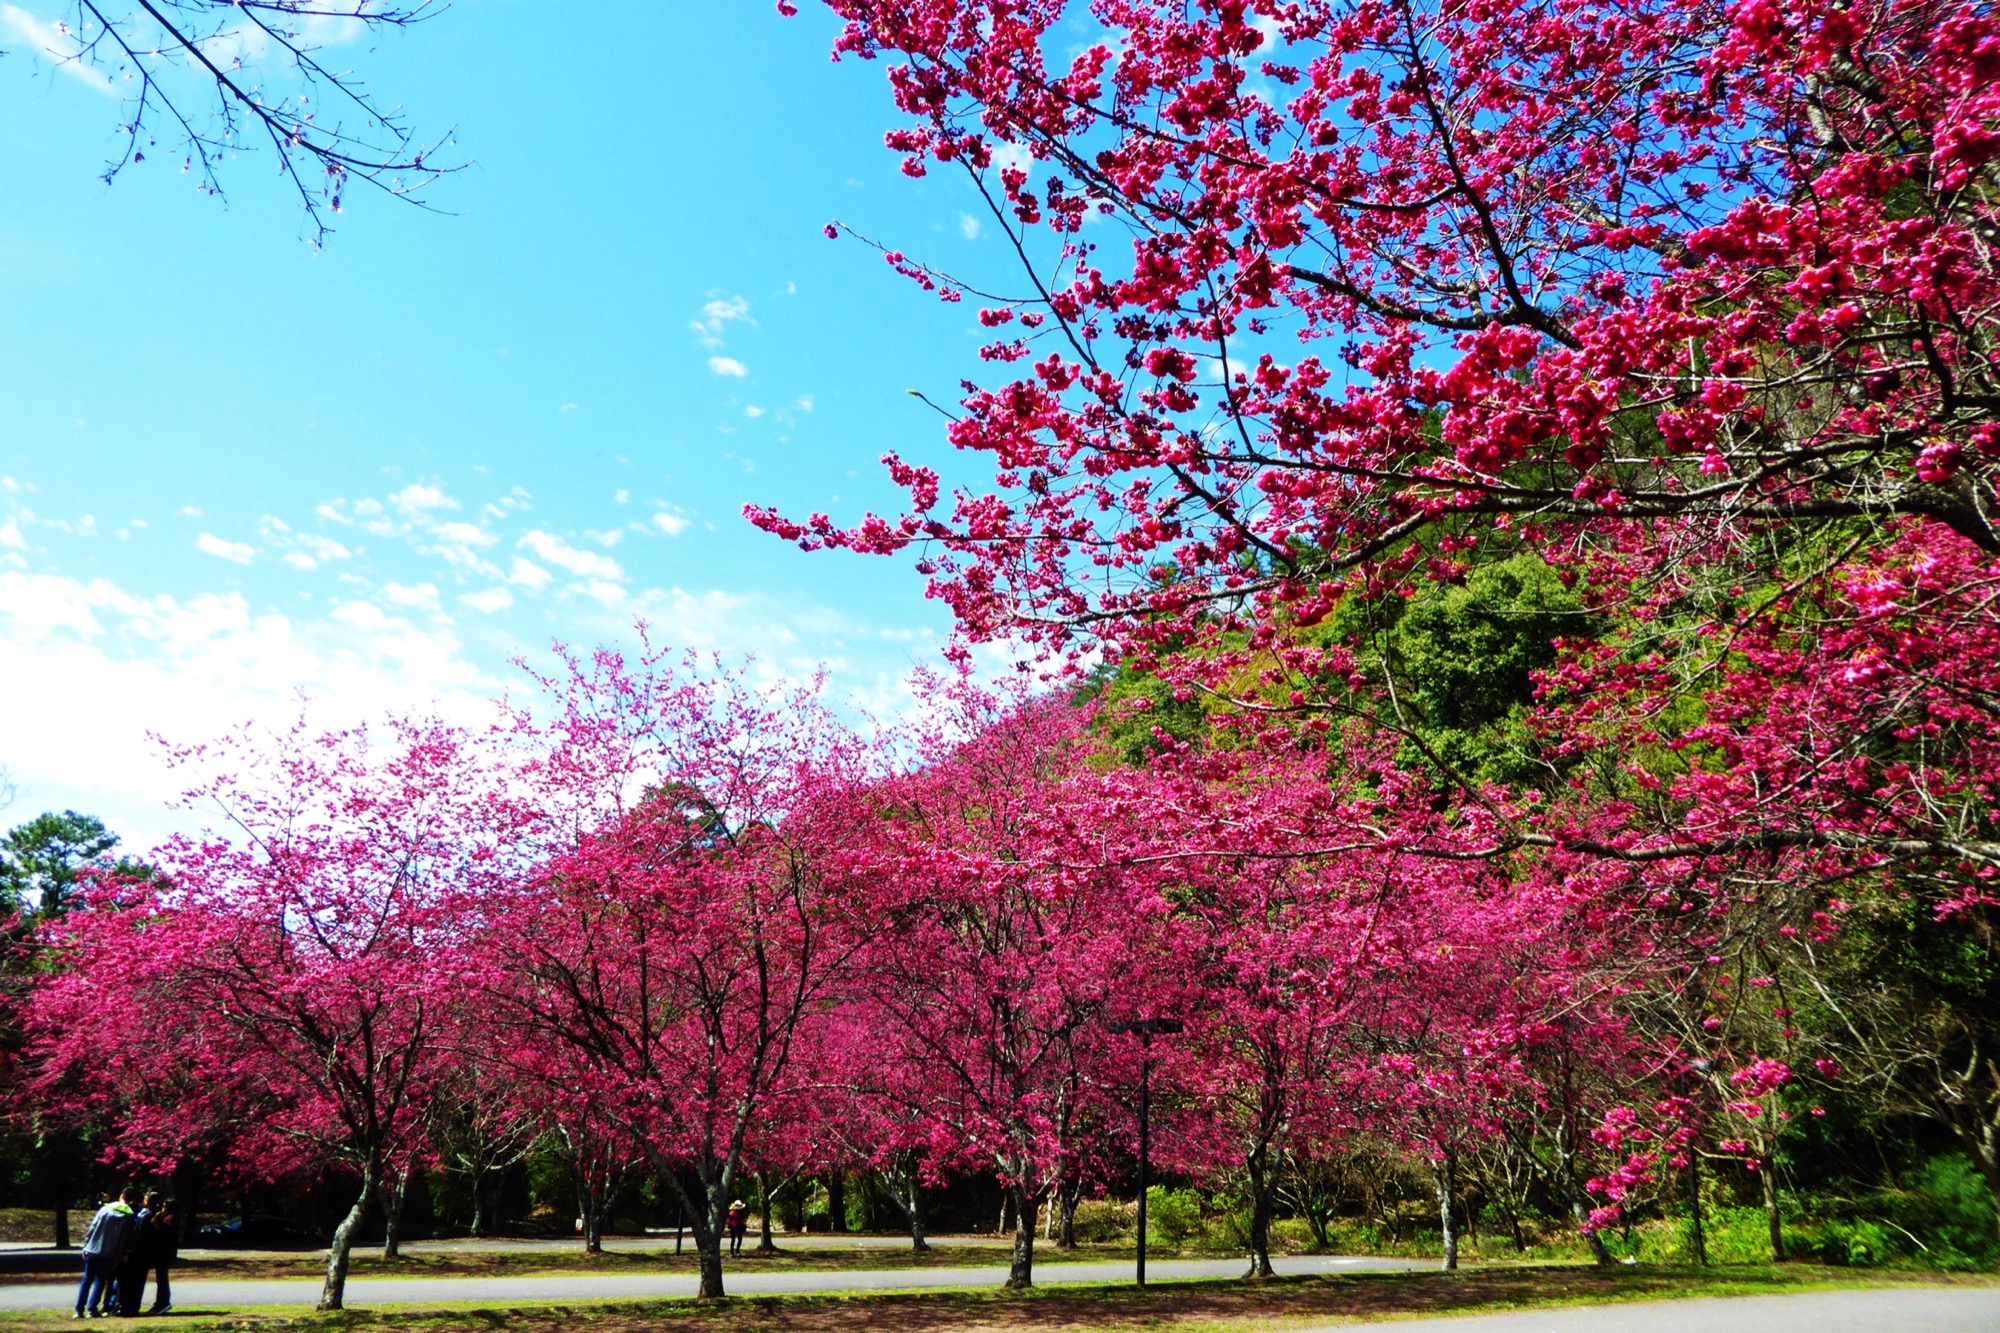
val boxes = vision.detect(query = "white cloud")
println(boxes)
[614,489,631,505]
[433,521,498,548]
[283,552,318,571]
[353,498,385,518]
[177,506,205,519]
[519,530,623,582]
[585,528,624,548]
[0,520,25,550]
[708,356,749,378]
[195,532,254,565]
[390,483,457,517]
[0,5,114,92]
[316,502,353,525]
[508,557,552,591]
[960,212,982,240]
[690,294,752,348]
[0,570,508,850]
[796,395,815,412]
[380,582,442,613]
[458,587,514,615]
[990,140,1034,183]
[746,405,766,419]
[297,533,352,562]
[652,512,690,537]
[580,579,626,608]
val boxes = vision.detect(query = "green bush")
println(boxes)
[1269,1216,1319,1252]
[1863,1152,1999,1269]
[1817,1218,1895,1267]
[1069,1198,1133,1243]
[1146,1186,1202,1244]
[1699,1204,1786,1265]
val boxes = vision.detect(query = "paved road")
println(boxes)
[0,1254,1426,1310]
[1288,1286,2000,1333]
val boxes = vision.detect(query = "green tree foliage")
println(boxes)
[1097,668,1213,764]
[0,811,120,919]
[1323,551,1598,788]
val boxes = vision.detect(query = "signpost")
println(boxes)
[1110,1016,1184,1287]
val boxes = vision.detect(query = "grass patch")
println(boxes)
[0,1263,1992,1333]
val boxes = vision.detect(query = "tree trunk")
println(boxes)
[1759,1159,1785,1262]
[899,1172,931,1254]
[1432,1154,1459,1274]
[696,1234,726,1300]
[756,1173,778,1253]
[1058,1173,1082,1251]
[469,1168,489,1238]
[320,1159,377,1311]
[1571,1197,1613,1267]
[1005,1182,1036,1288]
[582,1163,609,1255]
[173,1159,204,1249]
[1243,1147,1276,1279]
[50,1146,70,1251]
[381,1163,412,1259]
[825,1172,847,1233]
[665,1164,729,1300]
[997,1187,1014,1236]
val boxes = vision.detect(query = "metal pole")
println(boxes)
[1687,1149,1707,1266]
[1684,1059,1709,1267]
[1136,1038,1151,1289]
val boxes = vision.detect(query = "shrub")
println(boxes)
[1817,1218,1895,1267]
[1269,1217,1319,1252]
[1146,1186,1202,1244]
[1867,1152,1999,1269]
[1069,1199,1133,1244]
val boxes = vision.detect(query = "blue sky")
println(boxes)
[0,2,1036,848]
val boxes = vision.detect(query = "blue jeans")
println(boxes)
[75,1254,113,1315]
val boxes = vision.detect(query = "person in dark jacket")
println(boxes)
[726,1200,749,1256]
[139,1194,178,1315]
[74,1187,139,1318]
[117,1192,171,1316]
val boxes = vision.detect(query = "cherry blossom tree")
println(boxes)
[474,647,878,1300]
[854,691,1150,1287]
[25,715,517,1309]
